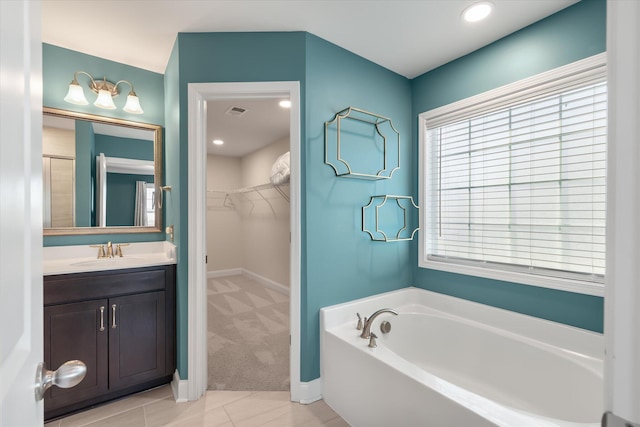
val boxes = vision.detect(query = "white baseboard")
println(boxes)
[207,268,242,278]
[172,367,320,405]
[242,269,290,295]
[171,370,188,403]
[207,268,290,295]
[295,378,322,404]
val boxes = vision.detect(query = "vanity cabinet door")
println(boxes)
[43,265,176,421]
[108,291,166,390]
[44,299,109,414]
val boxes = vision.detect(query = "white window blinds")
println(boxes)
[423,59,607,285]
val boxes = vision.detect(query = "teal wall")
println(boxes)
[43,44,164,124]
[163,39,182,376]
[411,0,606,333]
[43,0,607,386]
[303,34,412,380]
[166,32,412,381]
[42,43,165,246]
[74,120,94,227]
[94,134,154,161]
[105,173,154,226]
[95,135,155,227]
[166,32,307,378]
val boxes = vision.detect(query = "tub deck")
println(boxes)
[320,288,603,427]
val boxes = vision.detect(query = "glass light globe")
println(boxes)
[63,83,89,105]
[94,89,117,109]
[123,93,144,114]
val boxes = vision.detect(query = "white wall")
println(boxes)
[241,137,290,287]
[42,127,76,227]
[241,137,289,187]
[206,155,243,272]
[42,127,74,157]
[207,137,290,288]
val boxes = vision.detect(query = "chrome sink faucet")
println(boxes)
[360,308,398,339]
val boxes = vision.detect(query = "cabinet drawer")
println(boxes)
[44,266,169,305]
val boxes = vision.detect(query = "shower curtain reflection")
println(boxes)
[134,181,148,226]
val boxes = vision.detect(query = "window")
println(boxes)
[145,183,155,227]
[419,54,607,296]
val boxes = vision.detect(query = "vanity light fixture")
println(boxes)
[279,99,292,108]
[63,71,144,114]
[462,1,493,23]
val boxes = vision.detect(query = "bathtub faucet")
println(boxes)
[360,308,398,339]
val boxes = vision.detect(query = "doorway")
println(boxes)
[205,98,291,391]
[186,82,301,402]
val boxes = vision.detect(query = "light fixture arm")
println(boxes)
[113,80,136,97]
[64,71,144,114]
[70,70,96,88]
[71,71,120,96]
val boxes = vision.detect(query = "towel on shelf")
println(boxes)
[270,151,290,185]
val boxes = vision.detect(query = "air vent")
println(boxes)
[225,106,248,116]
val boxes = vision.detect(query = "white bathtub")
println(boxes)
[320,287,603,427]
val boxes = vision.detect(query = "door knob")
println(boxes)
[602,411,640,427]
[35,360,87,401]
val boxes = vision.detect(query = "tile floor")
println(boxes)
[44,385,349,427]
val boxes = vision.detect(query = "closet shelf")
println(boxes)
[207,182,289,214]
[225,182,290,202]
[206,190,230,211]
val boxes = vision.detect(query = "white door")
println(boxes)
[96,153,107,227]
[0,1,44,426]
[605,0,640,425]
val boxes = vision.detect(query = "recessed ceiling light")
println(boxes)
[212,139,224,146]
[462,1,493,23]
[279,100,291,108]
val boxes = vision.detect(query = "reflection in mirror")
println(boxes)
[43,107,163,236]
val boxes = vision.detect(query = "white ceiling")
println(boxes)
[41,0,579,157]
[42,0,578,79]
[206,98,290,157]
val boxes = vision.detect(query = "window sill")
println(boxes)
[418,258,604,297]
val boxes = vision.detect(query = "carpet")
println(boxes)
[207,274,290,391]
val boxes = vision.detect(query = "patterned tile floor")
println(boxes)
[207,274,290,391]
[44,385,349,427]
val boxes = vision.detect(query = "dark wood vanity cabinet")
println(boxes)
[43,265,176,420]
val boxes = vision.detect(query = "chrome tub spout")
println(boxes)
[360,308,398,338]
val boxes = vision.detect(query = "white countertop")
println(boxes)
[43,241,177,276]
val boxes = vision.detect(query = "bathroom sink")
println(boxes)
[43,241,177,276]
[70,257,145,267]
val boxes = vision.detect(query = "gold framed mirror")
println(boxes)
[43,107,163,236]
